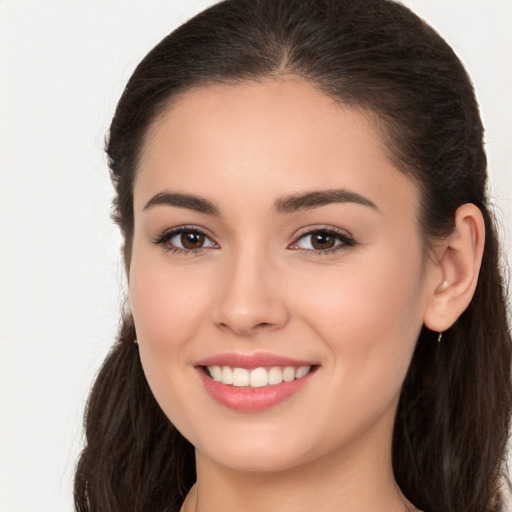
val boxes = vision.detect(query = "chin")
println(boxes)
[185,416,341,475]
[197,440,317,474]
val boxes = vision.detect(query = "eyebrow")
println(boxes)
[274,189,379,214]
[143,192,220,215]
[142,188,378,216]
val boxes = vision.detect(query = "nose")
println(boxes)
[212,249,290,336]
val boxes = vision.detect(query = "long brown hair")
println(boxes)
[74,1,512,510]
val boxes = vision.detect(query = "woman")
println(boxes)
[74,0,512,511]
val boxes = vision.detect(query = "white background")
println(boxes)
[0,1,510,511]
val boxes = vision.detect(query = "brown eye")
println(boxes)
[181,231,206,249]
[310,231,336,250]
[290,228,355,254]
[155,227,218,253]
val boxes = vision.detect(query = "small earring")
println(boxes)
[134,338,138,345]
[437,332,443,344]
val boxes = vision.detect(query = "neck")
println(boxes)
[186,416,416,512]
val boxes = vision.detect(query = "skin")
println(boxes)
[128,79,484,512]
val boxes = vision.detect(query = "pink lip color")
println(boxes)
[195,352,315,369]
[197,369,314,411]
[195,353,317,412]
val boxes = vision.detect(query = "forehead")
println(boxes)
[144,79,383,165]
[135,79,419,220]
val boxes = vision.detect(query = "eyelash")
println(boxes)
[289,227,357,255]
[152,226,218,255]
[152,226,357,256]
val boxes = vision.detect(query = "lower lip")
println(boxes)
[197,368,315,412]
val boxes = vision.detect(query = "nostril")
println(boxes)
[217,321,270,330]
[213,291,291,335]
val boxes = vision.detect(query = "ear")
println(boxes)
[423,203,485,332]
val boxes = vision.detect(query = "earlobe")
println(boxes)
[423,203,485,332]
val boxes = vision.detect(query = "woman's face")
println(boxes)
[129,80,435,473]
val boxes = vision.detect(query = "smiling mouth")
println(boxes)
[203,365,315,388]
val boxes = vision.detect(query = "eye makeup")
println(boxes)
[152,223,357,257]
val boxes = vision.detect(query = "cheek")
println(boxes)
[295,249,425,404]
[128,261,214,437]
[128,258,212,402]
[129,261,211,352]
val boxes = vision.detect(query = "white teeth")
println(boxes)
[268,366,284,385]
[232,367,250,387]
[211,365,222,382]
[295,366,310,379]
[249,367,269,388]
[207,365,312,387]
[282,366,295,382]
[221,366,233,385]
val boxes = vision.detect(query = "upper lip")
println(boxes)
[195,352,317,369]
